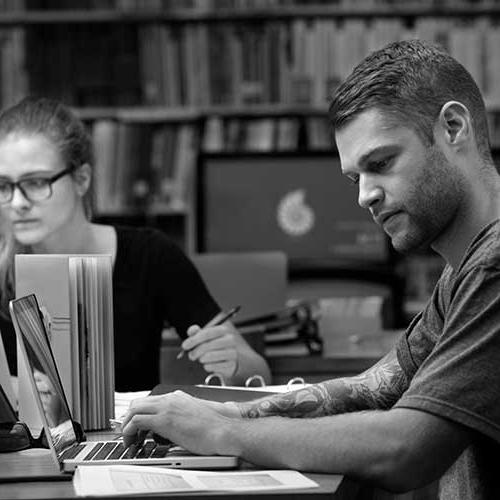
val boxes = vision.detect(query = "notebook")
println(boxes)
[10,293,238,473]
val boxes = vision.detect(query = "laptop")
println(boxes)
[10,293,238,473]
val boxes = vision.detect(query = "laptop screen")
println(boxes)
[11,295,77,454]
[197,153,389,266]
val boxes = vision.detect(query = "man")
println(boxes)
[121,40,500,498]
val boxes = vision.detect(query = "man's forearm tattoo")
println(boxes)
[239,349,409,418]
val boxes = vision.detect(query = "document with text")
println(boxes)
[73,465,318,496]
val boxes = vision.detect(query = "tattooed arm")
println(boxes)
[237,345,409,418]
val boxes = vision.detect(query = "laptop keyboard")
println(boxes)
[59,439,196,462]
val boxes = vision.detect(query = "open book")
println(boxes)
[15,254,114,431]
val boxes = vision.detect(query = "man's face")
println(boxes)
[335,108,464,253]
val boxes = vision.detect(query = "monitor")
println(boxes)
[196,153,390,269]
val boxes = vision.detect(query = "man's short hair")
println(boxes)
[329,39,491,161]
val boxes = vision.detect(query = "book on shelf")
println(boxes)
[244,118,276,151]
[92,119,119,214]
[483,20,500,105]
[306,116,331,151]
[15,254,114,432]
[202,115,224,152]
[170,123,199,210]
[149,123,177,209]
[276,117,300,151]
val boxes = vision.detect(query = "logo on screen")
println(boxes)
[277,189,315,236]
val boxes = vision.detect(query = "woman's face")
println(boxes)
[0,133,82,248]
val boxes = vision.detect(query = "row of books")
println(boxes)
[90,116,335,212]
[136,17,500,111]
[201,115,332,152]
[92,120,199,214]
[1,15,497,109]
[16,254,114,431]
[89,111,500,215]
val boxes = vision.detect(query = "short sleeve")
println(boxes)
[395,265,500,444]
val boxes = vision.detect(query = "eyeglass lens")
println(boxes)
[0,178,52,203]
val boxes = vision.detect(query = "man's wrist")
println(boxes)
[215,418,244,457]
[223,401,243,418]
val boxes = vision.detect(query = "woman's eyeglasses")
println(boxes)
[0,166,75,204]
[0,421,48,453]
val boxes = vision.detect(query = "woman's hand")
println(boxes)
[181,321,271,385]
[181,322,241,379]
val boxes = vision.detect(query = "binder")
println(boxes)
[15,254,114,432]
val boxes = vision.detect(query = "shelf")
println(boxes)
[74,102,500,123]
[2,5,500,26]
[74,104,331,122]
[95,208,188,217]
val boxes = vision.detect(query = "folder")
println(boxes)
[15,254,114,432]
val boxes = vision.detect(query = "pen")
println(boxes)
[176,305,241,360]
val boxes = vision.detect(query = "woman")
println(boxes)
[0,96,271,391]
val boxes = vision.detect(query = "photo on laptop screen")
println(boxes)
[11,294,238,472]
[196,153,389,266]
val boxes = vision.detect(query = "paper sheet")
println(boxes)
[73,465,318,496]
[114,390,150,420]
[195,382,311,393]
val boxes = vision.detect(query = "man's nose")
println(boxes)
[358,175,384,210]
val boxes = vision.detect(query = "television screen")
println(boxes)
[197,153,389,265]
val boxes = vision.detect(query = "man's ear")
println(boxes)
[73,163,92,196]
[437,101,471,147]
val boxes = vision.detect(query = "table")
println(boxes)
[0,447,361,499]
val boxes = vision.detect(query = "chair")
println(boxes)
[159,251,287,384]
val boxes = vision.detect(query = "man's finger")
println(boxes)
[121,400,161,428]
[122,414,158,447]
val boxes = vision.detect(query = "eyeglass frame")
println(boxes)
[0,165,76,204]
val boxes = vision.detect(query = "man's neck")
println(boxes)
[432,173,500,269]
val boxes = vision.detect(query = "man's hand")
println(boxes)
[120,391,240,452]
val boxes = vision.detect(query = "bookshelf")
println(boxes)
[0,0,499,302]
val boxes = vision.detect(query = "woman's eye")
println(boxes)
[23,178,47,189]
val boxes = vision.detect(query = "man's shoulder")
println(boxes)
[459,219,500,273]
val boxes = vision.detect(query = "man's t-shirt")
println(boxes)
[395,219,500,499]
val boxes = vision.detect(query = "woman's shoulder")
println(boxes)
[115,225,175,247]
[114,225,187,263]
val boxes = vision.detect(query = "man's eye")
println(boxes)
[369,158,391,172]
[346,175,359,185]
[0,182,11,192]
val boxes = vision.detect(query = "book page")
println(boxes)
[73,465,318,496]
